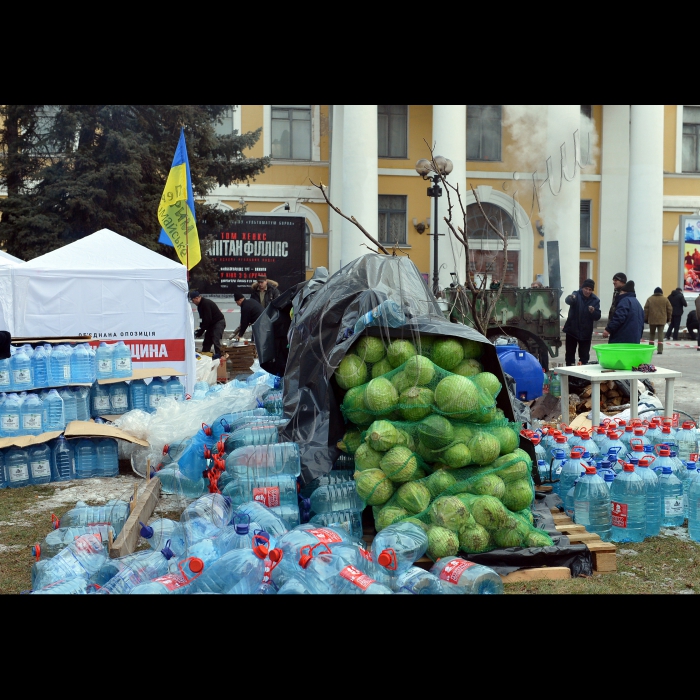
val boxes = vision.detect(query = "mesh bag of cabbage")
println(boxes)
[367,447,554,558]
[339,353,499,426]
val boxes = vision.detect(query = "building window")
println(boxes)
[271,105,311,160]
[580,200,592,248]
[378,195,407,245]
[683,106,700,173]
[466,202,517,239]
[467,105,502,162]
[378,105,408,158]
[215,106,238,135]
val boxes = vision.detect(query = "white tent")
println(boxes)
[9,229,196,392]
[0,251,20,333]
[0,250,23,264]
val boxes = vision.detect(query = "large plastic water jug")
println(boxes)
[31,346,50,389]
[73,386,90,421]
[495,345,543,401]
[129,379,148,411]
[28,443,53,485]
[96,438,119,477]
[52,435,74,482]
[112,341,132,378]
[70,343,93,384]
[165,377,185,402]
[74,438,97,479]
[0,450,6,489]
[109,382,129,415]
[95,343,114,379]
[146,377,167,413]
[0,356,11,392]
[90,383,111,418]
[0,393,22,437]
[5,446,31,488]
[59,388,78,423]
[43,389,65,431]
[11,349,33,391]
[20,393,43,436]
[49,345,71,386]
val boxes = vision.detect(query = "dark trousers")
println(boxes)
[565,334,592,366]
[666,315,681,340]
[202,319,226,356]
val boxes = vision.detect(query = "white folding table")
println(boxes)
[554,364,682,426]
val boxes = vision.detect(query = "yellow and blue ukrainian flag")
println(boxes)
[158,128,201,269]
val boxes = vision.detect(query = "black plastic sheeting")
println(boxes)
[465,493,594,577]
[278,254,519,485]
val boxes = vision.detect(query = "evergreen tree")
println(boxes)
[0,105,269,285]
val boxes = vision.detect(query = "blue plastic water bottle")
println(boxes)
[20,393,43,436]
[156,467,209,498]
[128,379,148,412]
[353,299,406,336]
[146,377,167,413]
[0,355,11,392]
[108,382,129,415]
[658,466,684,526]
[32,524,114,560]
[74,438,97,480]
[396,566,446,595]
[634,456,661,538]
[234,501,291,539]
[96,547,176,595]
[95,342,114,379]
[307,483,363,515]
[190,545,271,594]
[31,534,107,591]
[687,469,700,542]
[371,521,429,581]
[0,451,6,489]
[430,557,504,595]
[90,383,111,418]
[28,443,53,485]
[225,443,301,478]
[73,387,90,422]
[70,343,92,384]
[1,393,22,437]
[112,341,133,378]
[5,447,31,488]
[222,474,299,507]
[49,345,71,386]
[10,348,33,391]
[610,463,646,543]
[180,494,233,545]
[31,346,49,389]
[43,389,65,431]
[565,469,586,521]
[308,509,364,539]
[139,518,186,556]
[165,377,185,402]
[683,461,698,518]
[59,499,130,534]
[52,436,74,482]
[59,388,77,424]
[96,438,119,477]
[604,472,616,490]
[129,558,205,595]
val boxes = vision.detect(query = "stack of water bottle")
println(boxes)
[0,435,120,489]
[533,417,700,544]
[29,494,504,594]
[90,375,185,417]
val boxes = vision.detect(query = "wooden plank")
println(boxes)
[535,485,553,493]
[109,478,161,558]
[591,550,617,572]
[501,567,572,583]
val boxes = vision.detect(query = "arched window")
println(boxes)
[466,202,518,239]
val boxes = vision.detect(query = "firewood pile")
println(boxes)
[571,380,630,416]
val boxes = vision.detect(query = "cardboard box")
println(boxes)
[0,420,149,450]
[217,355,229,381]
[98,367,184,385]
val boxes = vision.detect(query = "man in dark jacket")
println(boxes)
[687,310,699,341]
[232,293,264,339]
[665,288,687,341]
[251,275,280,308]
[603,280,644,344]
[190,290,227,356]
[608,272,627,320]
[563,278,601,365]
[644,287,672,354]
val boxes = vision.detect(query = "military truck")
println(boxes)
[444,285,561,370]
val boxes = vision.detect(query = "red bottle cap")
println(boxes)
[623,463,635,472]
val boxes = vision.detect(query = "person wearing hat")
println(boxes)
[563,278,601,366]
[644,287,672,354]
[189,290,226,357]
[232,293,264,340]
[665,288,687,341]
[251,275,280,308]
[608,272,627,320]
[602,280,644,344]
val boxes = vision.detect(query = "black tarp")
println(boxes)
[279,254,518,485]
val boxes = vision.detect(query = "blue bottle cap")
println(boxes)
[139,521,154,539]
[687,462,697,469]
[662,467,672,474]
[160,539,175,560]
[604,473,615,481]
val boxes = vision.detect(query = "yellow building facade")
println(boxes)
[208,105,700,317]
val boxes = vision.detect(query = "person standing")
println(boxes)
[563,279,601,366]
[608,272,627,321]
[603,280,644,344]
[232,293,264,340]
[251,275,280,308]
[695,294,700,352]
[190,290,227,357]
[665,288,687,341]
[644,287,672,354]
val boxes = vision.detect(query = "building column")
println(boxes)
[328,104,344,274]
[544,105,581,300]
[599,105,630,317]
[432,105,467,294]
[626,104,664,307]
[340,105,378,269]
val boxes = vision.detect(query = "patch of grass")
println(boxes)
[505,530,700,594]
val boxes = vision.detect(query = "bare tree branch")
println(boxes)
[309,178,390,255]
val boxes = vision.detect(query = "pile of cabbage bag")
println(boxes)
[334,334,553,560]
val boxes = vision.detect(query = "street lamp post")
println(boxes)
[415,156,453,298]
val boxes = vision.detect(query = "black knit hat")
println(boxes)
[234,293,245,301]
[621,280,635,293]
[188,290,201,300]
[654,287,663,294]
[613,272,627,283]
[582,279,595,291]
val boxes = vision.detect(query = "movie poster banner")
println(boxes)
[680,215,700,292]
[201,215,306,296]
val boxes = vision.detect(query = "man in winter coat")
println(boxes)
[232,293,264,340]
[665,288,687,341]
[644,287,673,354]
[251,275,280,308]
[563,279,601,366]
[190,290,227,357]
[603,280,644,344]
[608,272,627,320]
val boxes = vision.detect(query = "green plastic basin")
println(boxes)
[592,343,655,371]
